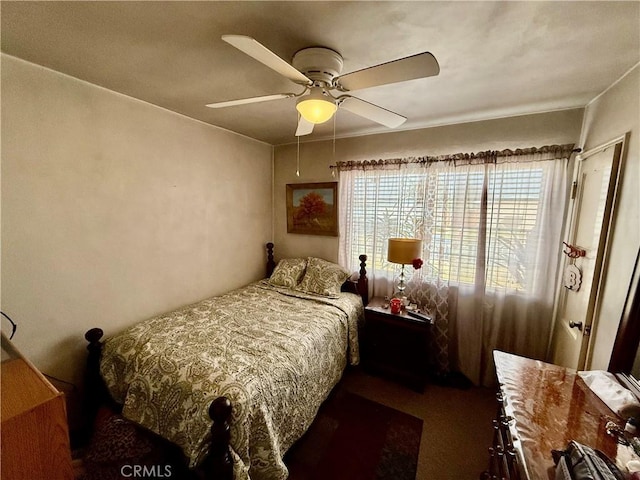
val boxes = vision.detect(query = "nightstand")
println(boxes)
[362,297,433,391]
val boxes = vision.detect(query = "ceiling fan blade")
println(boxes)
[222,35,312,86]
[336,52,439,92]
[295,115,314,136]
[205,93,293,109]
[339,97,406,128]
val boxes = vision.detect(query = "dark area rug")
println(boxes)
[285,390,423,480]
[78,390,422,480]
[77,408,190,480]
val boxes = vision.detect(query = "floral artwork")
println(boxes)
[286,182,338,236]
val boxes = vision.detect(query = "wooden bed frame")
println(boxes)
[84,243,368,480]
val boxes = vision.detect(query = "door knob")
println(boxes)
[569,321,583,331]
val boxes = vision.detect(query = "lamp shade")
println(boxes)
[296,88,337,124]
[387,238,422,264]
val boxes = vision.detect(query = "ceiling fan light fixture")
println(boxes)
[296,88,337,124]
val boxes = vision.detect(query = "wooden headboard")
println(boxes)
[265,243,368,305]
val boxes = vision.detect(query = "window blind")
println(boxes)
[345,163,546,292]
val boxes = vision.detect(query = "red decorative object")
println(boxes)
[412,258,423,270]
[390,297,403,314]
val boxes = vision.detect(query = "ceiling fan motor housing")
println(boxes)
[292,47,343,85]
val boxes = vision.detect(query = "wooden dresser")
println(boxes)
[1,351,73,479]
[483,350,640,480]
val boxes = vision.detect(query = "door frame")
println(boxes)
[552,133,628,369]
[609,247,640,374]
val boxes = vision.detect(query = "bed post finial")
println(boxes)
[83,327,108,443]
[358,254,369,305]
[266,242,276,277]
[205,396,233,480]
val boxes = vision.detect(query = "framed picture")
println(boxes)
[286,182,338,236]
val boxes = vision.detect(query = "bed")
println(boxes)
[84,243,368,480]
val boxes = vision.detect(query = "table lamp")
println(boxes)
[387,238,422,296]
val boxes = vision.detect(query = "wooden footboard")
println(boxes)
[84,244,368,480]
[84,328,234,480]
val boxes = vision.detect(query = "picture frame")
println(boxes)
[286,182,338,236]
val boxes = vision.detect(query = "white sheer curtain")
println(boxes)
[338,147,571,385]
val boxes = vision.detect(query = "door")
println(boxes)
[551,136,625,370]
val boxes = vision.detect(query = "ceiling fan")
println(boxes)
[206,35,440,137]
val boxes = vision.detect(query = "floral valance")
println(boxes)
[332,144,576,172]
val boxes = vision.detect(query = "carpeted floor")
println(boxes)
[341,367,497,479]
[285,389,423,480]
[75,367,495,480]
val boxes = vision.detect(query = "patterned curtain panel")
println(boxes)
[337,145,572,385]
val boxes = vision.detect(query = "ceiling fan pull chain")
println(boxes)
[333,113,336,155]
[332,112,337,178]
[296,133,300,177]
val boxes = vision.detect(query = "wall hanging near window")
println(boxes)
[563,264,583,291]
[286,182,338,236]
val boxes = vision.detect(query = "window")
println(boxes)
[343,162,547,292]
[337,147,571,384]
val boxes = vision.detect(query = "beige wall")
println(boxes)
[1,56,273,390]
[3,47,632,419]
[580,65,640,370]
[273,109,584,262]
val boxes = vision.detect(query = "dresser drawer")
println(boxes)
[482,390,521,480]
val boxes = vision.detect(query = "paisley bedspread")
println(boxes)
[100,280,364,480]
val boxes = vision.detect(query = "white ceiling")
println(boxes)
[2,1,639,146]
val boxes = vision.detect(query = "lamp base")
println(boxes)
[392,264,410,302]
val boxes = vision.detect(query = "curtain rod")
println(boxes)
[328,144,580,172]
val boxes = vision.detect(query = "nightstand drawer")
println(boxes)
[362,297,432,391]
[365,320,428,370]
